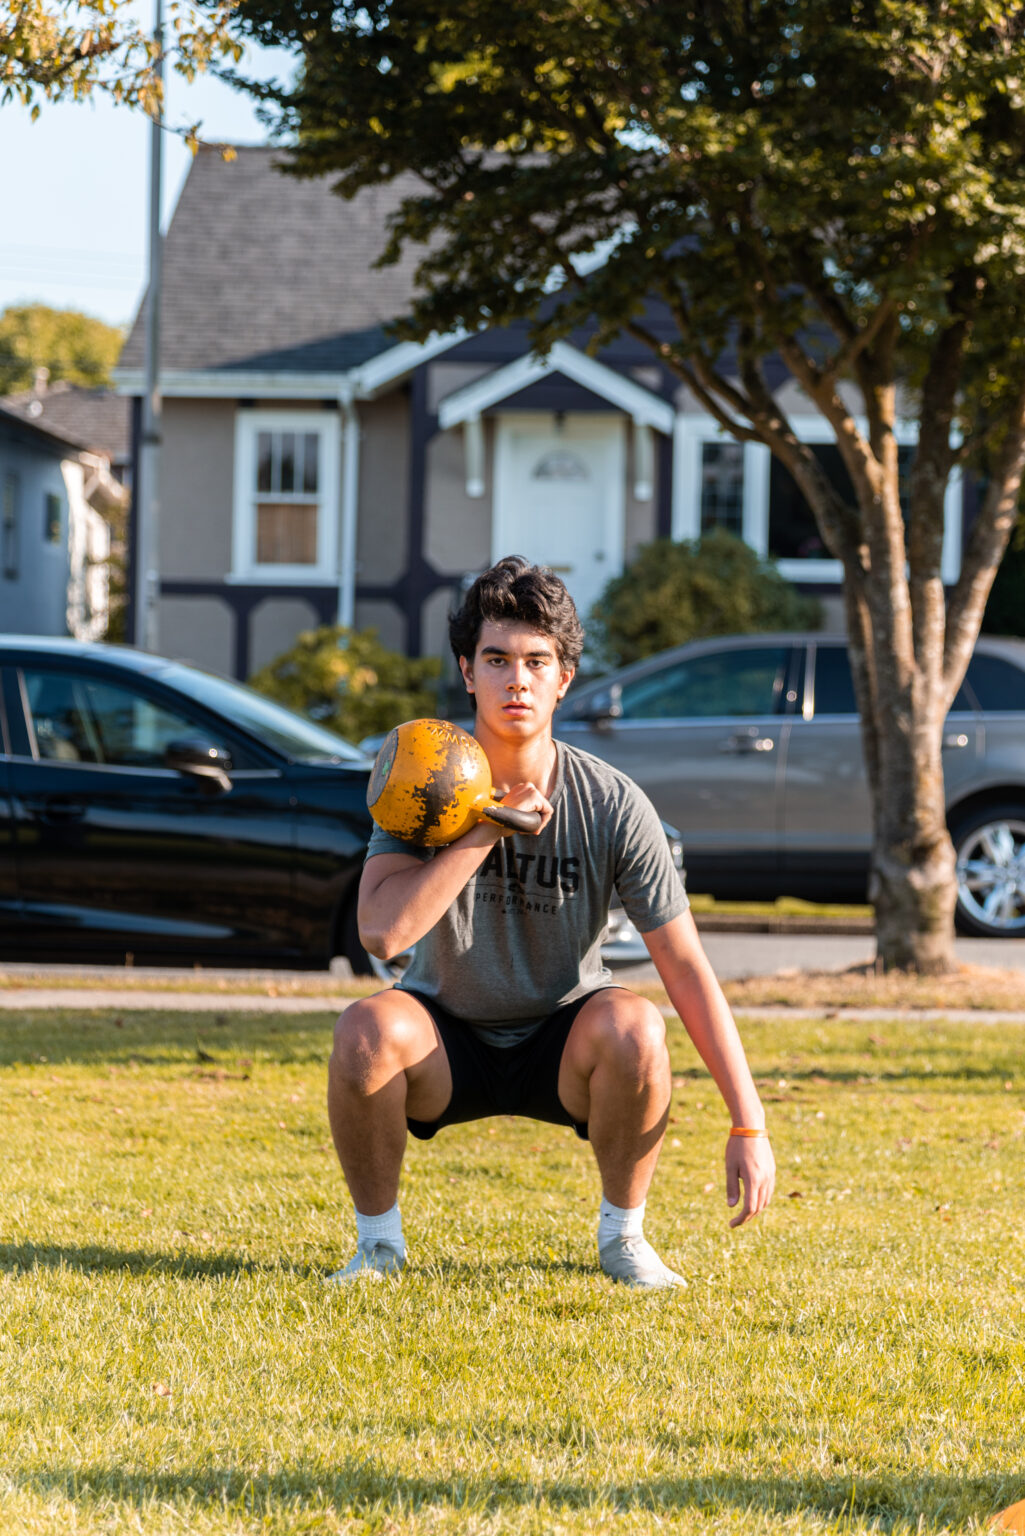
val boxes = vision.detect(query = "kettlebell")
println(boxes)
[367,719,543,847]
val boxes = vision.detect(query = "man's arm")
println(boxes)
[643,909,775,1227]
[359,781,552,959]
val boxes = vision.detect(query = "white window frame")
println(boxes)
[231,409,340,584]
[673,413,963,585]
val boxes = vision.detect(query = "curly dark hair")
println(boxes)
[449,555,585,670]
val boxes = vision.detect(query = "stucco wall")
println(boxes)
[249,595,321,674]
[424,422,493,576]
[158,399,236,579]
[353,597,405,653]
[158,596,234,673]
[357,392,409,586]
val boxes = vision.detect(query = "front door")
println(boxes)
[492,413,626,620]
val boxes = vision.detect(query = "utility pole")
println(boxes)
[136,0,164,650]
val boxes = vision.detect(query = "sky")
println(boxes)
[0,25,296,333]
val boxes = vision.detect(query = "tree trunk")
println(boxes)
[869,735,959,973]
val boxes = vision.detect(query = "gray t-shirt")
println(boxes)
[365,740,688,1045]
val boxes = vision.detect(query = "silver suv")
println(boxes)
[556,633,1025,938]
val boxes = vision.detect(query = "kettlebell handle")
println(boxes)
[483,803,544,835]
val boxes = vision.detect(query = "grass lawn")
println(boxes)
[1,1003,1023,1535]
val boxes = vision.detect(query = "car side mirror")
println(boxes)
[164,737,233,795]
[574,683,623,730]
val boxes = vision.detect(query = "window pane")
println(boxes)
[256,432,274,494]
[24,671,100,762]
[256,502,318,564]
[82,680,204,767]
[302,433,319,493]
[768,449,836,559]
[966,653,1025,711]
[279,432,297,494]
[814,645,974,716]
[44,492,62,544]
[620,647,788,719]
[2,473,19,579]
[700,442,744,536]
[812,647,857,715]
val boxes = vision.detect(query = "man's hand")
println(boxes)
[725,1134,776,1227]
[497,782,554,835]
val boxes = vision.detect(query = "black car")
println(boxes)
[0,638,377,970]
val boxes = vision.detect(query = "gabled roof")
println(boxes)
[1,382,130,465]
[437,342,675,432]
[119,146,426,375]
[0,398,90,460]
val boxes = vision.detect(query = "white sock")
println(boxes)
[598,1196,645,1247]
[355,1202,404,1251]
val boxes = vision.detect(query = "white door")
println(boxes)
[492,413,626,620]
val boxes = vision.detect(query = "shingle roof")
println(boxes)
[119,147,425,376]
[1,382,130,465]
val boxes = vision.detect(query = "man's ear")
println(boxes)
[458,654,474,692]
[557,665,575,701]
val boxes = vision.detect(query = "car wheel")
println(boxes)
[952,804,1025,938]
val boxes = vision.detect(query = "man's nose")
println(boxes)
[507,664,528,691]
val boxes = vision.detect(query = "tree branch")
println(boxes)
[944,373,1025,697]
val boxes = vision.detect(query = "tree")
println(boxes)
[235,0,1025,971]
[1,0,243,133]
[590,531,822,668]
[0,304,124,395]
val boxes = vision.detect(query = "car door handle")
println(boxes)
[719,733,775,754]
[21,798,87,825]
[943,733,969,750]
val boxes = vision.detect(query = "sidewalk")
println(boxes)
[1,931,1023,1013]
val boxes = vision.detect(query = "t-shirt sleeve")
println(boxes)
[365,822,434,864]
[613,781,689,933]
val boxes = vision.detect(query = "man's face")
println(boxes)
[460,620,574,738]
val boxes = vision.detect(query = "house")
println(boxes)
[0,399,124,640]
[115,146,967,681]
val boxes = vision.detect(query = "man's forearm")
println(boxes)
[358,825,501,958]
[645,915,766,1128]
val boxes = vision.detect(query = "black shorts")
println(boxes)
[401,988,609,1143]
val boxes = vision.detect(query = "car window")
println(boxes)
[618,646,789,720]
[964,654,1025,711]
[812,646,973,716]
[158,663,367,763]
[23,670,235,768]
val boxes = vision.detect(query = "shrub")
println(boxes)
[249,626,441,743]
[588,530,823,667]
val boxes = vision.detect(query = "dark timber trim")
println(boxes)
[159,580,337,678]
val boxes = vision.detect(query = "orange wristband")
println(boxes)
[729,1127,768,1138]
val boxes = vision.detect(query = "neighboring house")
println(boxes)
[0,400,123,640]
[115,145,967,680]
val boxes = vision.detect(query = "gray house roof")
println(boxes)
[119,146,426,375]
[1,382,130,467]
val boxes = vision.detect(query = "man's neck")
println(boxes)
[473,721,558,798]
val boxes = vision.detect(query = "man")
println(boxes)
[327,556,775,1288]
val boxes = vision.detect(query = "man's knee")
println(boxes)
[586,993,669,1084]
[330,997,425,1092]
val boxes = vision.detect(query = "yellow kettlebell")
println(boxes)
[366,718,543,847]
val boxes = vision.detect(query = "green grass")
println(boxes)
[1,1005,1023,1535]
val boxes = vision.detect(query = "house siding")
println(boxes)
[159,398,236,579]
[356,392,410,589]
[0,427,72,636]
[424,421,493,574]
